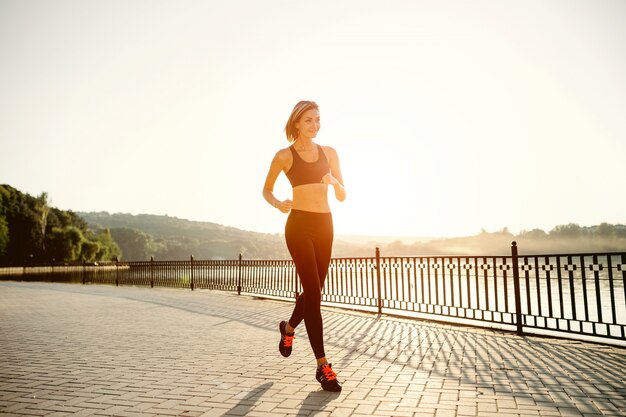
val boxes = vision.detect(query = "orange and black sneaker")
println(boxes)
[278,321,295,357]
[316,363,342,392]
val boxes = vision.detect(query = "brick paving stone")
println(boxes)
[457,404,477,415]
[557,408,585,416]
[538,411,561,416]
[413,410,439,417]
[135,407,181,416]
[198,408,229,417]
[1,282,626,417]
[477,402,498,413]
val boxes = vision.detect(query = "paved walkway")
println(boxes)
[0,282,625,417]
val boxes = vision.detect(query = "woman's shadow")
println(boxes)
[296,390,341,416]
[222,382,273,416]
[221,382,339,416]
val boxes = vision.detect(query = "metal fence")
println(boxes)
[5,242,625,346]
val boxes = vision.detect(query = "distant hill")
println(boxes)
[80,212,253,241]
[78,212,290,261]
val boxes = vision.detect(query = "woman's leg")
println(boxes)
[310,214,333,363]
[288,229,331,331]
[286,236,325,359]
[288,294,305,330]
[284,211,332,359]
[284,211,341,391]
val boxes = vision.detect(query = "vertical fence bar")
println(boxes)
[607,256,616,326]
[534,257,542,318]
[381,256,388,309]
[434,257,440,308]
[622,254,626,339]
[473,257,479,315]
[449,258,455,313]
[190,255,195,290]
[512,241,523,336]
[581,255,589,323]
[150,256,154,288]
[492,257,498,316]
[482,257,489,315]
[414,258,421,308]
[238,253,242,295]
[394,258,400,310]
[567,255,576,324]
[556,256,564,322]
[427,257,433,308]
[503,258,509,314]
[376,247,382,314]
[115,257,119,287]
[606,255,617,328]
[465,257,471,311]
[592,255,602,329]
[545,256,553,319]
[523,256,531,317]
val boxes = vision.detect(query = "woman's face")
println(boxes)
[295,108,320,140]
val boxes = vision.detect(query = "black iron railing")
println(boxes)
[3,242,625,346]
[515,251,626,341]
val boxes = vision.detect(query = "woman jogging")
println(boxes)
[262,100,346,392]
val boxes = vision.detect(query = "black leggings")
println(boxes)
[285,209,333,359]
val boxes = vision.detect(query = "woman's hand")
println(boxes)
[274,199,293,213]
[321,172,340,186]
[321,172,346,202]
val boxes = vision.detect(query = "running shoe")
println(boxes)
[316,363,342,392]
[278,320,295,357]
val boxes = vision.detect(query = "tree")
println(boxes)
[0,186,9,258]
[0,215,8,258]
[80,240,101,262]
[520,229,547,239]
[46,226,84,262]
[1,185,42,263]
[110,228,152,260]
[594,222,615,239]
[92,228,121,261]
[549,223,583,239]
[36,192,50,253]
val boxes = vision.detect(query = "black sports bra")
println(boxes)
[285,145,330,187]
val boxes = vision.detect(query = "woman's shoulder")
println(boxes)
[276,146,293,158]
[320,145,339,159]
[273,146,294,165]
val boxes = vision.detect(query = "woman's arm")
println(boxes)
[262,150,293,213]
[322,146,346,202]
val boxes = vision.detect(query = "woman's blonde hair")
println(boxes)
[284,100,319,142]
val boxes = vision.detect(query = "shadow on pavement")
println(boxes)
[222,382,273,416]
[296,389,341,416]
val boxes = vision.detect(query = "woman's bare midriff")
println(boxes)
[291,183,331,213]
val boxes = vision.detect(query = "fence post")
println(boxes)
[190,255,195,291]
[115,257,119,287]
[511,241,524,336]
[150,256,154,288]
[376,247,382,315]
[82,257,86,285]
[238,253,242,295]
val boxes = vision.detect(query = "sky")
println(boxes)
[1,0,625,239]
